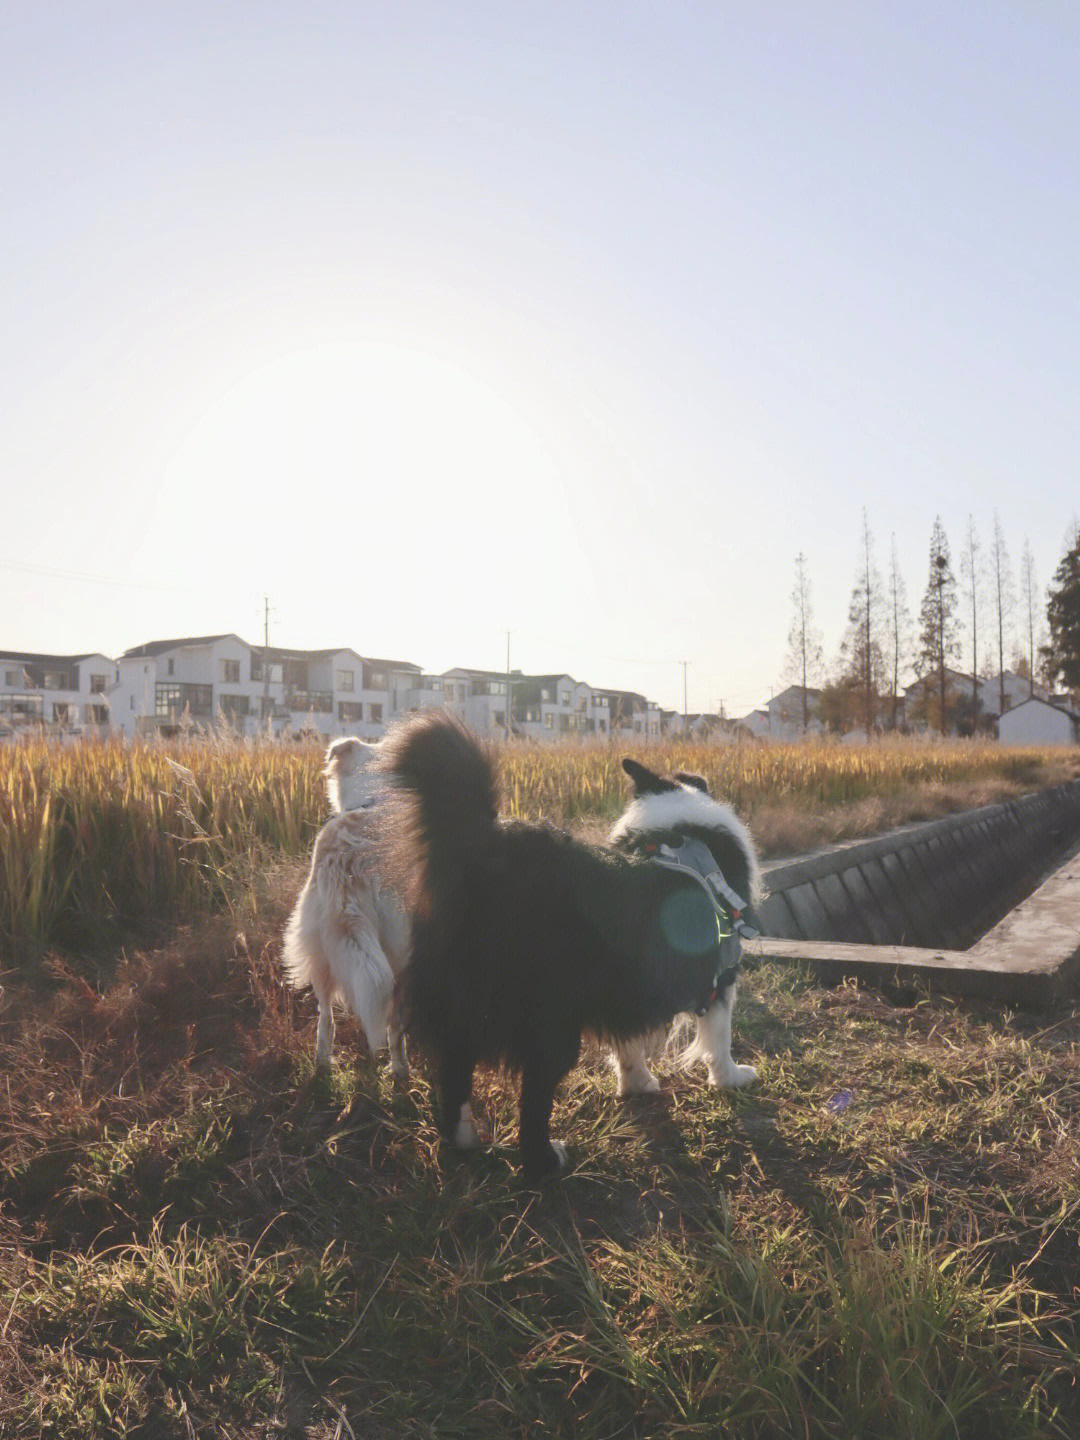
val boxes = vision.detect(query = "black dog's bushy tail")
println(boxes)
[378,711,500,915]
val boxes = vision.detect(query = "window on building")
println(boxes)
[89,673,108,693]
[369,671,386,689]
[544,713,554,729]
[338,701,363,722]
[168,659,174,676]
[370,702,383,723]
[337,670,354,691]
[222,659,240,684]
[156,683,181,718]
[4,671,16,687]
[560,692,570,707]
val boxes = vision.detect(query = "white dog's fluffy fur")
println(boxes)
[282,737,411,1072]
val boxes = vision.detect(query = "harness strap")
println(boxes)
[643,837,757,1014]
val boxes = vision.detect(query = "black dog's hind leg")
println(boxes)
[518,1040,578,1180]
[439,1048,481,1149]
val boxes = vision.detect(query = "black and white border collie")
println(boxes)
[607,760,761,1097]
[380,712,762,1180]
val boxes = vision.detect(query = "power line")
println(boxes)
[0,557,192,594]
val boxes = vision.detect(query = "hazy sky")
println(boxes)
[4,2,1078,714]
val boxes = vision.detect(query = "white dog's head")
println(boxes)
[323,736,384,814]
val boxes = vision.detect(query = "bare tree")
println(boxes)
[1019,539,1038,698]
[885,535,912,729]
[958,517,983,733]
[839,510,886,735]
[783,552,825,732]
[989,514,1015,716]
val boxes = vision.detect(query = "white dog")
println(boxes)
[282,736,411,1073]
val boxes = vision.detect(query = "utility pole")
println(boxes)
[505,631,512,742]
[682,660,689,729]
[263,596,274,729]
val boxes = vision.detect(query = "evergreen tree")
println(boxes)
[917,517,960,734]
[1043,524,1080,690]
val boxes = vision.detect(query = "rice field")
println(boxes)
[2,730,1077,966]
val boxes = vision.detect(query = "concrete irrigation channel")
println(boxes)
[748,779,1080,1005]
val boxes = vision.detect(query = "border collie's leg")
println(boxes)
[610,1037,661,1096]
[439,1048,480,1148]
[696,982,757,1089]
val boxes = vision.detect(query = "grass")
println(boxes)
[2,735,1079,1434]
[2,840,1079,1437]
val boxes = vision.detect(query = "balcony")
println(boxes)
[286,689,333,714]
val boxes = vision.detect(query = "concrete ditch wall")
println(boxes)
[758,779,1080,952]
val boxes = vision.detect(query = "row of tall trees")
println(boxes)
[784,516,1080,735]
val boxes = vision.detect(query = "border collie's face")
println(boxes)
[612,758,761,909]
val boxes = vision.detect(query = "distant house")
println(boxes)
[903,668,983,735]
[734,687,822,740]
[511,675,610,740]
[997,696,1080,746]
[982,670,1049,719]
[113,635,421,739]
[767,686,824,737]
[3,632,674,746]
[0,650,116,737]
[598,689,661,743]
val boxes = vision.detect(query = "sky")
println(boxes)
[3,2,1079,716]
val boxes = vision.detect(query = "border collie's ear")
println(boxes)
[675,771,710,794]
[622,758,677,796]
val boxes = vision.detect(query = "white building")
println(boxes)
[2,635,672,746]
[111,636,421,740]
[601,689,661,743]
[997,696,1080,746]
[511,675,611,740]
[0,650,117,738]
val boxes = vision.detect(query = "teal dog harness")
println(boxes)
[644,836,758,1015]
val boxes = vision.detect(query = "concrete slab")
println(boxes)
[748,850,1080,1006]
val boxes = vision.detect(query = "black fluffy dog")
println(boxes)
[380,711,759,1180]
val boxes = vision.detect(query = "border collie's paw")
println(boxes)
[708,1061,758,1090]
[616,1064,661,1097]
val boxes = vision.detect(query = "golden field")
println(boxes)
[2,731,1077,964]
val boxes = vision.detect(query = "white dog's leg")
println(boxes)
[610,1038,662,1096]
[314,998,335,1068]
[695,986,757,1089]
[336,932,396,1060]
[386,1017,409,1078]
